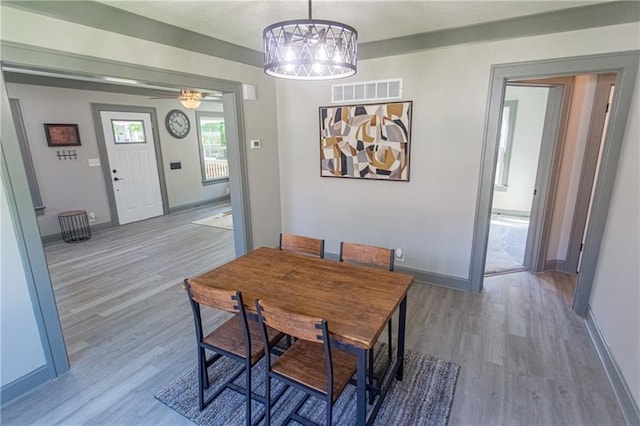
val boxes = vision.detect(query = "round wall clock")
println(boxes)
[165,109,190,139]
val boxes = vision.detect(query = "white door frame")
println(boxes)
[92,104,169,225]
[469,51,639,318]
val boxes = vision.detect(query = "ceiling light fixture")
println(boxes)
[263,0,357,80]
[179,90,203,109]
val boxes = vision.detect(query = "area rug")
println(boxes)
[192,211,233,230]
[485,214,529,275]
[155,345,459,426]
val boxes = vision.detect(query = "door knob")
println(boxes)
[114,177,124,181]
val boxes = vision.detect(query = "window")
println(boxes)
[111,120,146,143]
[495,100,518,190]
[196,112,228,182]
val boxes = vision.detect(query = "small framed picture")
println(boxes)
[44,124,81,147]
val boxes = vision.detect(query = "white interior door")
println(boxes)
[100,111,164,225]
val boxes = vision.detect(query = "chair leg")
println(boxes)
[198,347,207,411]
[368,349,375,404]
[245,359,252,426]
[326,396,333,426]
[387,318,393,361]
[264,373,271,426]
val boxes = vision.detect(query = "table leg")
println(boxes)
[396,295,407,381]
[356,346,367,425]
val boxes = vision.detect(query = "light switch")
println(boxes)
[251,139,261,149]
[88,158,101,167]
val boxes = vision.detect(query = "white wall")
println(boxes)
[6,83,227,236]
[492,86,548,214]
[276,22,640,278]
[589,69,640,408]
[0,5,282,249]
[547,75,597,261]
[0,170,47,387]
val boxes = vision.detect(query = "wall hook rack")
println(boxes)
[57,149,78,160]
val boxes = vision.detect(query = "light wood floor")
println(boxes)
[1,205,625,425]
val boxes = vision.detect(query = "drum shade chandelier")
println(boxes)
[263,0,357,80]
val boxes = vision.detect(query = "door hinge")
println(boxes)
[533,189,537,195]
[580,243,583,252]
[605,102,610,113]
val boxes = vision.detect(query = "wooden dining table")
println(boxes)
[188,246,414,425]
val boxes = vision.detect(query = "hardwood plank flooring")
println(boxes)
[1,205,625,425]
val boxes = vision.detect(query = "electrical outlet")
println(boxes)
[88,211,96,222]
[395,248,405,262]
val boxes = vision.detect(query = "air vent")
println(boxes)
[331,78,403,103]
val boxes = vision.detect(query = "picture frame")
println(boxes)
[319,101,412,181]
[44,123,81,147]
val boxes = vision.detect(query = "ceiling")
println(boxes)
[99,1,608,52]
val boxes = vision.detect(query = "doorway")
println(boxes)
[99,110,165,225]
[469,51,639,317]
[485,85,550,275]
[1,44,256,382]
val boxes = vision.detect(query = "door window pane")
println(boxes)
[112,120,146,143]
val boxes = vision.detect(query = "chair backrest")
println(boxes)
[279,233,325,258]
[339,242,395,271]
[184,279,243,314]
[256,299,335,400]
[255,299,326,343]
[184,279,248,346]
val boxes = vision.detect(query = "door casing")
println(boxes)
[566,74,617,274]
[470,50,640,318]
[0,41,254,389]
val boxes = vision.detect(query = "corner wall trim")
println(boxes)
[324,251,469,291]
[359,1,640,60]
[585,306,640,425]
[2,1,263,68]
[0,365,50,407]
[491,208,531,218]
[543,259,569,273]
[167,195,231,214]
[41,221,113,244]
[394,264,469,291]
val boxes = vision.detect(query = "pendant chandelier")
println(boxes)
[263,0,357,80]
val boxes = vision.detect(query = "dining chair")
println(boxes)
[183,279,284,425]
[255,299,357,426]
[339,242,395,394]
[279,233,325,258]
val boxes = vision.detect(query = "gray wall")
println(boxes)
[1,2,638,412]
[276,22,640,279]
[0,170,47,387]
[275,23,640,407]
[6,83,228,237]
[0,5,282,249]
[589,68,640,407]
[547,75,597,262]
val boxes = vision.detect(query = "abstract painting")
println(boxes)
[319,101,412,181]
